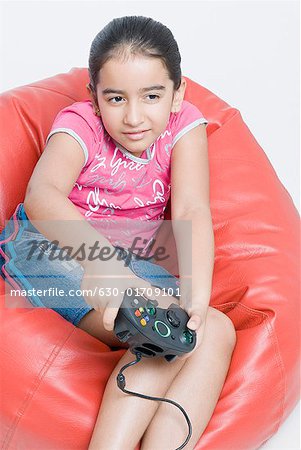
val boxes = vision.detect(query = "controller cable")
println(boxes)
[116,351,192,450]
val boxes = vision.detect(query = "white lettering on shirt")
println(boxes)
[133,179,166,208]
[110,148,145,176]
[86,187,122,217]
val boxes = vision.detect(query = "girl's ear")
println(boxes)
[86,83,101,117]
[86,82,95,98]
[171,78,187,113]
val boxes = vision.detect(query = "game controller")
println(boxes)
[114,288,197,362]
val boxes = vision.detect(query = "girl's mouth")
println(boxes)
[123,130,149,140]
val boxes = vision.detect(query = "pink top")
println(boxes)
[46,99,208,253]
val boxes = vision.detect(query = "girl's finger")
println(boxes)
[102,303,120,331]
[187,314,202,331]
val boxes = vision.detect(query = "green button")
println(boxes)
[147,306,156,316]
[183,330,193,344]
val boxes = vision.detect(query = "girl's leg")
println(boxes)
[140,307,237,450]
[81,303,236,450]
[88,345,187,450]
[77,307,129,349]
[81,292,188,450]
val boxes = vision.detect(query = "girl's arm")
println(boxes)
[24,133,153,330]
[170,124,214,333]
[24,132,115,267]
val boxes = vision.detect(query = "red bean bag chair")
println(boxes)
[0,68,299,449]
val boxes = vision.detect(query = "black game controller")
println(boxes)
[114,288,197,362]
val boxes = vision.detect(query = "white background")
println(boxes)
[0,0,299,213]
[0,1,300,448]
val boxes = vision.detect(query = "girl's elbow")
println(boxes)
[24,183,50,213]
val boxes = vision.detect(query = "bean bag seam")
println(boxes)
[262,316,286,434]
[215,301,286,435]
[214,301,268,319]
[207,109,240,138]
[2,326,78,449]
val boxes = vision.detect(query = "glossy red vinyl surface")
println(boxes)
[0,68,299,449]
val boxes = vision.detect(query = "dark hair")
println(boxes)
[88,16,182,96]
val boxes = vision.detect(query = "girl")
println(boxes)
[0,16,236,450]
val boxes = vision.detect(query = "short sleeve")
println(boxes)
[45,104,97,167]
[170,100,208,149]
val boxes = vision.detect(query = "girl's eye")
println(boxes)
[109,96,124,103]
[147,94,159,101]
[108,94,159,103]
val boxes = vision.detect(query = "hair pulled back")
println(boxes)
[88,16,182,95]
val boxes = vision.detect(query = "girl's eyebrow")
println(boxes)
[102,85,166,95]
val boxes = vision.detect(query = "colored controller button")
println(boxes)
[131,298,140,307]
[183,329,194,344]
[140,318,147,326]
[154,320,171,338]
[146,306,156,316]
[139,307,145,313]
[146,299,158,316]
[135,310,141,317]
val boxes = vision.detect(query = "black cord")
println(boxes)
[116,352,192,450]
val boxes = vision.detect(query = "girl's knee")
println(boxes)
[206,306,237,349]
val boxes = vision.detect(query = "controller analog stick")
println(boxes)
[146,299,158,316]
[166,310,181,327]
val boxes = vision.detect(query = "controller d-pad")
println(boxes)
[166,310,181,327]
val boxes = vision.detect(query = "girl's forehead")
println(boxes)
[98,56,172,89]
[101,54,166,70]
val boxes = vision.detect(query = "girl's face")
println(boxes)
[92,55,186,156]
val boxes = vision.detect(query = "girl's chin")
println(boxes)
[111,133,156,155]
[120,139,149,152]
[123,147,144,157]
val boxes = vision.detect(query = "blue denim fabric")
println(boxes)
[0,203,180,326]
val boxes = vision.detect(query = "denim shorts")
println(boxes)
[0,203,180,326]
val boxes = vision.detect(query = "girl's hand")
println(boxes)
[177,302,209,361]
[80,258,153,331]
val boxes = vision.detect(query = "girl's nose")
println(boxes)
[123,102,144,127]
